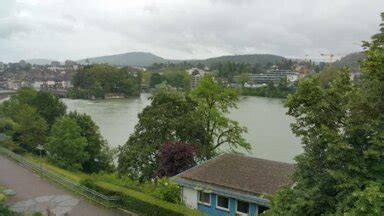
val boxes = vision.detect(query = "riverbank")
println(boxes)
[241,86,295,98]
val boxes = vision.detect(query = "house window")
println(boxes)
[258,205,268,215]
[198,192,210,205]
[236,200,249,215]
[216,195,229,211]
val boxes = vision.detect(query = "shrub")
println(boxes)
[83,180,201,216]
[0,137,25,154]
[153,178,181,204]
[0,202,13,216]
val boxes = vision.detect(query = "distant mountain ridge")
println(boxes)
[24,52,365,68]
[77,52,167,67]
[195,54,285,65]
[334,52,365,71]
[76,52,286,67]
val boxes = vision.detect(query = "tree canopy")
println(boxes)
[270,12,384,215]
[118,77,249,181]
[68,111,115,173]
[46,116,88,171]
[70,64,142,99]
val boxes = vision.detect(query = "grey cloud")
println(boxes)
[0,0,384,62]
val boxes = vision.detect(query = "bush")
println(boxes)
[0,137,25,154]
[82,180,201,216]
[153,178,181,204]
[0,202,13,216]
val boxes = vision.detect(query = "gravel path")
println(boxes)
[0,155,126,216]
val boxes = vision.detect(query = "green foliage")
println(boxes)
[0,136,24,154]
[191,75,250,159]
[150,72,165,88]
[31,91,67,127]
[237,73,250,86]
[270,13,384,215]
[149,69,190,90]
[0,202,13,216]
[46,116,88,170]
[88,181,201,216]
[68,111,115,173]
[318,65,342,88]
[70,64,141,99]
[153,178,181,204]
[118,89,203,180]
[0,87,66,153]
[13,105,48,153]
[119,76,249,180]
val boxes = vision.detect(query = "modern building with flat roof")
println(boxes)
[173,153,294,216]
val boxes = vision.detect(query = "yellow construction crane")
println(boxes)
[321,53,335,63]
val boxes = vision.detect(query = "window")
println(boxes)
[258,205,268,215]
[216,195,229,211]
[198,192,210,205]
[236,200,249,215]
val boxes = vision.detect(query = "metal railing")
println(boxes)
[0,146,120,208]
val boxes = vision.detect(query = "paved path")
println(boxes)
[0,155,126,216]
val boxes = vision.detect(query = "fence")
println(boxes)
[0,146,120,208]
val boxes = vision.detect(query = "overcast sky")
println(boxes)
[1,0,384,62]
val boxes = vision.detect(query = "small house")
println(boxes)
[173,154,294,216]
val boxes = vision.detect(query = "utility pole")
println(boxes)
[36,144,44,180]
[321,53,335,64]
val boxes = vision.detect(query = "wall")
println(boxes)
[197,193,259,216]
[182,186,198,209]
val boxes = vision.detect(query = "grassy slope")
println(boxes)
[22,154,201,215]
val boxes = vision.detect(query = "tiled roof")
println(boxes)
[176,153,294,195]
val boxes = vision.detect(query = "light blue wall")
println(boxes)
[197,193,259,216]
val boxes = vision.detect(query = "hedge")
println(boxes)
[93,181,203,216]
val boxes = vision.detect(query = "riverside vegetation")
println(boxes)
[0,75,249,215]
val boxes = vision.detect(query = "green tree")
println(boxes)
[149,72,165,88]
[237,73,250,86]
[46,116,88,170]
[13,105,48,153]
[31,91,67,127]
[1,87,37,119]
[118,89,203,180]
[191,76,249,159]
[70,64,141,99]
[270,13,384,215]
[68,111,114,173]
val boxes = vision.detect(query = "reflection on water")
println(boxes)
[63,94,302,163]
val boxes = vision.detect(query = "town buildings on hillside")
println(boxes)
[0,60,80,91]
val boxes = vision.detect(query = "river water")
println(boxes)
[62,94,302,163]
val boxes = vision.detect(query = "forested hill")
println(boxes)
[77,52,168,67]
[192,54,286,65]
[334,52,365,71]
[77,52,286,67]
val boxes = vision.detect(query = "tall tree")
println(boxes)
[191,76,250,159]
[31,91,67,127]
[270,13,384,215]
[13,104,48,153]
[68,111,115,173]
[46,116,88,170]
[118,89,203,180]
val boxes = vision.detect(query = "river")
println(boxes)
[62,94,302,163]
